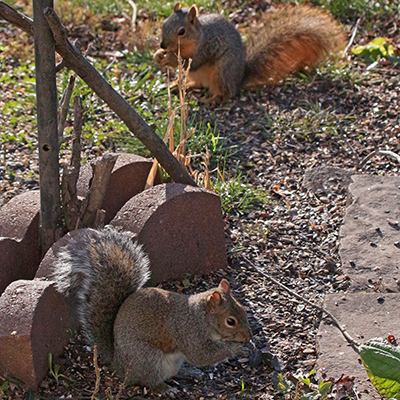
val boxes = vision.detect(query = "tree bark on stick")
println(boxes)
[0,2,195,186]
[79,153,118,228]
[61,96,82,232]
[33,0,62,254]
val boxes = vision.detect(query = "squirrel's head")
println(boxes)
[160,3,201,58]
[206,279,252,343]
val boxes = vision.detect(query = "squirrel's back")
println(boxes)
[52,228,150,363]
[195,13,245,65]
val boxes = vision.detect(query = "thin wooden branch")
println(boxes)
[58,74,76,141]
[360,149,400,168]
[0,1,33,35]
[243,256,361,350]
[61,96,82,232]
[0,1,196,186]
[55,59,67,72]
[126,0,137,32]
[344,17,361,55]
[79,153,118,228]
[91,345,100,400]
[33,0,62,253]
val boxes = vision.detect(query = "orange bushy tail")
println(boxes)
[244,5,346,87]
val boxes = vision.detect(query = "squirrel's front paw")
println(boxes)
[231,343,250,357]
[154,382,179,398]
[154,49,179,69]
[153,48,167,65]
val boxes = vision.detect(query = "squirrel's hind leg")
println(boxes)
[113,341,185,390]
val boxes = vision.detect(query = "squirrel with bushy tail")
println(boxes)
[154,3,345,103]
[52,228,252,392]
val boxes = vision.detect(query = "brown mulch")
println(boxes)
[1,2,400,399]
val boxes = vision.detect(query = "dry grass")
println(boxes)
[145,39,213,189]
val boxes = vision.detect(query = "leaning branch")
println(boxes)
[360,149,400,168]
[0,1,33,35]
[0,1,196,186]
[243,256,361,350]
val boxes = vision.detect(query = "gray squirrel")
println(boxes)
[52,228,252,392]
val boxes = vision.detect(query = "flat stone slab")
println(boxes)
[111,183,227,284]
[76,153,160,224]
[302,166,354,193]
[339,175,400,292]
[0,280,69,389]
[316,292,400,399]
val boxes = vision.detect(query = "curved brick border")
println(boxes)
[111,183,227,284]
[76,153,161,224]
[0,191,41,294]
[0,280,69,389]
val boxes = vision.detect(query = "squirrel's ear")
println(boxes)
[173,3,181,12]
[188,5,199,22]
[206,291,222,314]
[218,279,230,294]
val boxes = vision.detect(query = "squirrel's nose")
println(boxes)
[160,41,167,49]
[245,328,253,342]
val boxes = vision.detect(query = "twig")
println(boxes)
[344,17,361,55]
[91,345,101,400]
[0,0,33,35]
[79,153,118,227]
[145,109,176,189]
[58,74,76,141]
[242,255,361,349]
[55,59,67,72]
[126,0,137,32]
[115,356,136,400]
[359,149,400,168]
[61,96,82,232]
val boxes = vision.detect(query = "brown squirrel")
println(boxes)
[52,228,252,392]
[154,3,346,103]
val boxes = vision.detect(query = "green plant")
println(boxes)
[352,37,399,64]
[47,353,72,386]
[0,378,9,395]
[214,172,271,215]
[277,370,333,400]
[359,337,400,399]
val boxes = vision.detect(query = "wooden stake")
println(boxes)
[33,0,61,254]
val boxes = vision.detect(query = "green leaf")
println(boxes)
[277,373,292,392]
[359,337,400,399]
[318,380,332,398]
[182,279,191,288]
[352,37,396,63]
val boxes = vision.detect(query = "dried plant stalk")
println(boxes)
[61,95,82,232]
[58,74,76,142]
[90,345,100,400]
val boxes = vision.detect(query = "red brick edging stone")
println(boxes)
[0,280,69,389]
[76,153,160,224]
[0,191,41,294]
[111,183,227,284]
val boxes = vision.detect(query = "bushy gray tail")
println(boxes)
[52,228,150,363]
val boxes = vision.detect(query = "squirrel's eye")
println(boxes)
[178,27,186,36]
[226,317,237,327]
